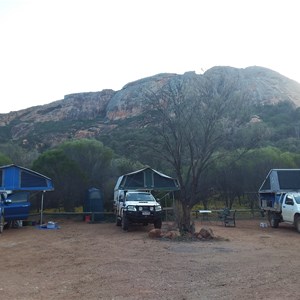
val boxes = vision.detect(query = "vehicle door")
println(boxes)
[282,195,295,222]
[3,192,30,222]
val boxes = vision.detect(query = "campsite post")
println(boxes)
[40,191,45,225]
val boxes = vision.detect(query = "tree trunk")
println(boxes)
[179,201,192,233]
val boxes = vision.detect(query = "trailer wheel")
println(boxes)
[122,215,129,231]
[270,214,279,228]
[295,217,300,233]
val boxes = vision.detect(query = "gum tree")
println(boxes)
[144,76,261,231]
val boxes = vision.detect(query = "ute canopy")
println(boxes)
[0,164,53,191]
[259,169,300,193]
[114,167,180,192]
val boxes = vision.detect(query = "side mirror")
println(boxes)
[1,192,8,201]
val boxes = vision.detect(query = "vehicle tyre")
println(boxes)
[295,216,300,233]
[116,215,121,226]
[0,213,4,234]
[154,218,162,229]
[121,215,129,231]
[270,214,279,228]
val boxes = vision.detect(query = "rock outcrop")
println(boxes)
[1,66,300,149]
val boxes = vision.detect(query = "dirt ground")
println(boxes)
[0,217,299,300]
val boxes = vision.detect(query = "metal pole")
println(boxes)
[40,191,45,225]
[165,198,167,222]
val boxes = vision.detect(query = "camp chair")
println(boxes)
[218,208,236,227]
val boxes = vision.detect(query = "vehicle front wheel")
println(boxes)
[0,213,4,234]
[116,215,121,226]
[122,215,129,231]
[295,216,300,233]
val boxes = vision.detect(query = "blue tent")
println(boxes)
[0,164,53,191]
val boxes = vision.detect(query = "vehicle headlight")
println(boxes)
[155,205,162,211]
[138,206,143,211]
[149,206,154,211]
[127,205,136,211]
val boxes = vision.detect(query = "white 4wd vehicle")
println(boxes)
[115,191,162,231]
[262,192,300,232]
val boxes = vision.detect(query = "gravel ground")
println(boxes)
[0,218,299,300]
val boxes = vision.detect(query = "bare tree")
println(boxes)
[144,76,257,231]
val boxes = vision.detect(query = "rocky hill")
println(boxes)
[1,66,300,150]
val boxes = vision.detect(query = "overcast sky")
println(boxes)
[0,0,299,113]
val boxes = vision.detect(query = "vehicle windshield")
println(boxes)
[126,193,155,201]
[294,195,300,204]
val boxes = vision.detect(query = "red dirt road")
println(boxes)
[0,219,299,300]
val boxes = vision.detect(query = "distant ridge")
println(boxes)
[1,66,300,150]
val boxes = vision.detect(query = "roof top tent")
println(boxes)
[0,164,53,191]
[114,167,180,192]
[114,167,180,208]
[0,164,54,225]
[259,169,300,193]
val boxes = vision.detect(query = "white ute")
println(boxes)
[114,190,162,231]
[259,169,300,233]
[261,192,300,232]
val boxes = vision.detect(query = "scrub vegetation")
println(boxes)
[1,94,300,225]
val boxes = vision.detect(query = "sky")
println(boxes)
[0,0,300,113]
